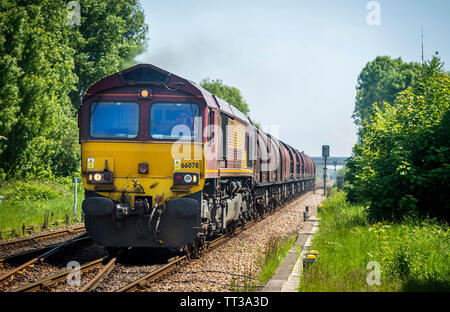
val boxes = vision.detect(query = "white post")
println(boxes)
[73,178,81,218]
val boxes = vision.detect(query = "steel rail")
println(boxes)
[0,236,89,268]
[0,233,89,283]
[117,254,188,292]
[0,225,85,248]
[10,256,107,292]
[79,251,122,292]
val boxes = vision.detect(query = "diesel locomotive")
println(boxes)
[78,64,315,252]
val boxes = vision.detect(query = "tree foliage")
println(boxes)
[345,55,450,222]
[200,78,250,115]
[0,0,78,179]
[353,56,422,138]
[68,0,148,108]
[0,0,148,179]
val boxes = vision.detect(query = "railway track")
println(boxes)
[0,225,85,249]
[0,242,62,269]
[0,235,90,273]
[78,251,122,292]
[6,190,312,293]
[78,230,249,293]
[0,233,89,283]
[116,205,278,293]
[0,233,100,292]
[8,202,274,292]
[135,191,324,292]
[9,256,108,292]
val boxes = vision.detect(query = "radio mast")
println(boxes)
[421,26,424,65]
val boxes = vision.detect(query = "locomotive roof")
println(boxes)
[84,63,252,125]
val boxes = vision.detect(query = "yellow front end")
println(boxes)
[81,140,206,249]
[82,141,205,205]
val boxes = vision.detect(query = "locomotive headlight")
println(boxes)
[173,173,199,185]
[139,88,151,98]
[94,173,102,182]
[87,171,114,184]
[183,174,193,183]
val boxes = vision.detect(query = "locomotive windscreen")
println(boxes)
[90,101,139,139]
[150,103,200,140]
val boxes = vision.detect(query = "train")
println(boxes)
[78,64,315,253]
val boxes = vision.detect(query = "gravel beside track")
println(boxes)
[88,262,166,292]
[140,190,325,292]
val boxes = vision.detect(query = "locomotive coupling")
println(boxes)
[115,203,129,219]
[135,198,150,214]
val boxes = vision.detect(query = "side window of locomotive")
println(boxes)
[90,101,139,139]
[207,109,214,142]
[150,103,199,140]
[220,113,228,160]
[246,133,252,168]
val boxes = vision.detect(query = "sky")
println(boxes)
[136,0,450,157]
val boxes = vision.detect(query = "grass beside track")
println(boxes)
[258,233,298,284]
[298,189,450,292]
[231,232,298,291]
[0,178,83,234]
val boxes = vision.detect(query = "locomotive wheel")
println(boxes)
[226,222,237,236]
[184,241,201,259]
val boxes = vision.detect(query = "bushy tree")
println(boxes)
[345,55,450,222]
[0,0,78,179]
[353,56,422,139]
[68,0,148,108]
[0,0,148,179]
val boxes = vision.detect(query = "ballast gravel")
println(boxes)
[142,190,325,292]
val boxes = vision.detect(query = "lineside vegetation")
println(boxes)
[299,189,450,292]
[0,178,84,235]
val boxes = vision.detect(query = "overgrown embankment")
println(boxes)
[298,189,450,292]
[0,178,83,238]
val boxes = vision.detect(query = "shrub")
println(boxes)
[345,56,450,222]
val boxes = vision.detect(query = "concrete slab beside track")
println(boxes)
[262,217,320,292]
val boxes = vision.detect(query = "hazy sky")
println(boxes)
[136,0,450,157]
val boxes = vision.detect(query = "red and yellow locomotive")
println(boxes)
[78,64,315,251]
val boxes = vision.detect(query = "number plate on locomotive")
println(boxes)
[174,159,199,170]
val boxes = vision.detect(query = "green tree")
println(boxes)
[345,55,450,222]
[0,0,78,179]
[200,78,250,115]
[68,0,148,108]
[353,56,422,138]
[0,0,148,179]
